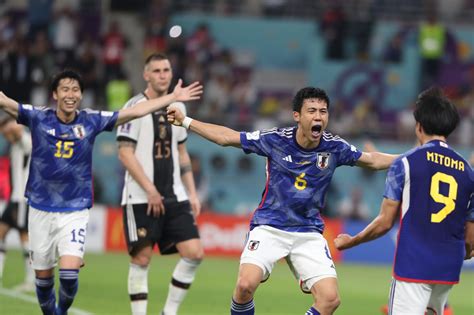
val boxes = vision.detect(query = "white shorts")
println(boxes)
[240,225,337,292]
[28,207,89,270]
[388,278,452,315]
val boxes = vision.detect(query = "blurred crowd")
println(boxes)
[0,0,472,146]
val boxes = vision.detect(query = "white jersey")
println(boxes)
[116,93,189,205]
[10,130,31,202]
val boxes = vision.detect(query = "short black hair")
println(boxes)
[50,69,84,93]
[292,87,330,112]
[413,87,460,137]
[145,53,169,66]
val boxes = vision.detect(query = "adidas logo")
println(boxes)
[282,155,293,162]
[46,129,56,136]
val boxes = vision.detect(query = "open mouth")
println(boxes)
[311,125,322,137]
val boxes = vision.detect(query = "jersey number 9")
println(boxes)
[430,172,458,223]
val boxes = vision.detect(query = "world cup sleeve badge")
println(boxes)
[72,124,86,139]
[316,152,331,170]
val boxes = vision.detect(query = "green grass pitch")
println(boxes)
[1,250,473,314]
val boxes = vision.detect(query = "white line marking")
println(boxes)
[0,287,93,315]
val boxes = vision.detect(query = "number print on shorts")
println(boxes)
[71,228,86,244]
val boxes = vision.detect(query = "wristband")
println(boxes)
[182,116,193,129]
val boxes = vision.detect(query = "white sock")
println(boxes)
[0,240,6,282]
[128,263,149,315]
[162,258,201,315]
[21,242,34,284]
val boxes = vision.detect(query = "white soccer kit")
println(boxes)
[116,94,189,205]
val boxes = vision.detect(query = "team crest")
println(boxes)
[159,115,167,139]
[316,152,331,170]
[72,124,86,139]
[248,240,260,251]
[137,228,147,238]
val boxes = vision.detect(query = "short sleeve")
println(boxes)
[98,111,118,132]
[17,104,36,127]
[336,138,362,166]
[383,157,406,202]
[117,115,141,142]
[240,129,272,157]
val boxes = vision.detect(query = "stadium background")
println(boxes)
[0,0,472,314]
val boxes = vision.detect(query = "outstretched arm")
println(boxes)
[334,198,399,250]
[115,79,202,127]
[0,92,20,119]
[167,106,241,148]
[356,151,399,170]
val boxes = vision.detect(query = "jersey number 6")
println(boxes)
[430,172,458,223]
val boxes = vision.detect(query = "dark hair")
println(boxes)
[145,53,169,66]
[50,69,84,93]
[413,87,460,137]
[292,87,330,112]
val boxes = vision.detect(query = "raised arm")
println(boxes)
[0,91,20,119]
[355,151,399,170]
[115,80,202,127]
[334,198,399,250]
[167,106,241,148]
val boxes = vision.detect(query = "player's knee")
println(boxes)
[319,293,340,312]
[131,254,151,267]
[187,248,204,261]
[235,277,258,298]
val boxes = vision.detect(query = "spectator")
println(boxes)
[101,21,129,83]
[320,3,347,60]
[419,12,446,89]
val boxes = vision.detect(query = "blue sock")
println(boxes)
[231,298,255,314]
[57,269,79,315]
[35,276,56,315]
[306,306,321,315]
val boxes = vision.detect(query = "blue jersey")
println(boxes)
[17,104,118,212]
[384,140,474,284]
[240,127,362,233]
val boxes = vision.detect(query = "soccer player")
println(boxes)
[0,69,202,315]
[335,87,474,314]
[167,87,398,315]
[116,53,204,315]
[0,117,34,291]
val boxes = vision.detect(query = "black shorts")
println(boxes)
[0,202,29,232]
[122,200,200,255]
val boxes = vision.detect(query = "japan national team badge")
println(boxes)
[316,152,331,170]
[72,124,86,139]
[248,240,260,251]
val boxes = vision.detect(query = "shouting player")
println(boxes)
[167,87,398,315]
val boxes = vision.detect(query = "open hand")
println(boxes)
[172,79,203,102]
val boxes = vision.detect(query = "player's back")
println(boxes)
[394,140,473,283]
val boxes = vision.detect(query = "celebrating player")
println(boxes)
[167,87,398,315]
[117,53,204,315]
[335,87,474,314]
[0,117,34,291]
[0,69,202,315]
